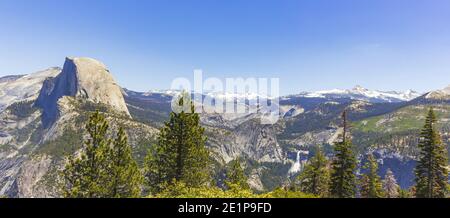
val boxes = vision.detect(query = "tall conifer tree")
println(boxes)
[359,154,384,198]
[296,146,330,197]
[414,108,448,198]
[224,157,249,190]
[62,111,144,198]
[330,111,357,198]
[145,94,210,193]
[109,127,143,197]
[62,110,112,197]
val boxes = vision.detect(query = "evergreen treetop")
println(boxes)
[296,145,330,197]
[414,108,448,198]
[145,94,210,194]
[225,157,250,190]
[330,110,357,198]
[359,154,384,198]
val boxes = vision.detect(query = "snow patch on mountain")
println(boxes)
[146,89,275,101]
[146,89,183,96]
[292,85,420,103]
[145,86,419,104]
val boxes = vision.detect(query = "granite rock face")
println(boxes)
[0,68,60,112]
[423,84,450,100]
[1,57,448,197]
[36,57,130,126]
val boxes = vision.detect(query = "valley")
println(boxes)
[0,57,449,197]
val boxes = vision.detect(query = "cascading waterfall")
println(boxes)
[288,150,308,175]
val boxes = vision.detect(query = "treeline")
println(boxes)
[61,96,313,198]
[294,109,449,198]
[61,96,449,198]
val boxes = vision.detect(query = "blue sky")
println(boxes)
[1,0,450,95]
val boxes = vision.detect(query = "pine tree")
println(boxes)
[383,168,399,198]
[359,154,384,198]
[330,111,357,198]
[62,111,144,198]
[145,94,210,194]
[296,146,330,197]
[414,108,448,198]
[62,110,112,197]
[224,157,249,190]
[108,126,143,197]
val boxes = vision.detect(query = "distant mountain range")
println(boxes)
[0,57,449,197]
[0,65,433,113]
[287,85,421,103]
[138,85,421,104]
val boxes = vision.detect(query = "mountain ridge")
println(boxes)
[288,85,421,103]
[35,57,130,126]
[141,84,422,103]
[0,57,449,196]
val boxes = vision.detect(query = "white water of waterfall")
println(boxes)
[288,151,302,175]
[288,150,310,175]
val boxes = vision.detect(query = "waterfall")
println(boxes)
[288,151,302,175]
[288,150,310,175]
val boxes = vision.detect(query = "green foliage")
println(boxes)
[152,180,315,198]
[414,108,449,198]
[0,143,15,153]
[109,126,144,197]
[224,157,249,190]
[36,128,83,159]
[398,188,413,198]
[260,187,317,198]
[62,110,143,198]
[133,136,157,166]
[62,110,112,197]
[257,162,291,191]
[352,104,450,157]
[353,105,450,133]
[6,100,37,119]
[359,154,384,198]
[330,140,357,198]
[330,111,357,198]
[144,94,210,194]
[296,146,330,197]
[154,180,255,198]
[76,100,112,115]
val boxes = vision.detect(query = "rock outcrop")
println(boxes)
[36,57,130,126]
[424,84,450,99]
[0,68,61,112]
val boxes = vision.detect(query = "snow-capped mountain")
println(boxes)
[143,89,273,101]
[145,86,419,103]
[0,57,448,197]
[290,85,421,103]
[145,89,184,96]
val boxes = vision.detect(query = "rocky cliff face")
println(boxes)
[425,84,450,100]
[36,57,129,126]
[1,57,448,197]
[0,57,138,197]
[0,68,61,111]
